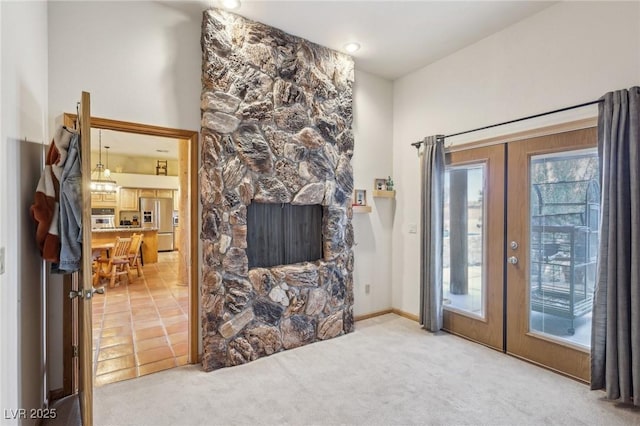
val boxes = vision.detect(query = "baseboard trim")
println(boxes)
[354,309,393,322]
[354,308,420,323]
[391,308,419,322]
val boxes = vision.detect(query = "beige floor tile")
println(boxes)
[132,306,157,315]
[96,354,136,376]
[105,294,129,302]
[138,358,176,376]
[129,299,154,307]
[136,346,174,366]
[94,367,137,387]
[172,342,188,357]
[101,325,133,338]
[133,319,162,330]
[158,307,183,317]
[100,334,134,349]
[165,322,187,335]
[93,252,189,384]
[134,326,165,340]
[104,304,130,312]
[103,312,131,322]
[136,336,170,352]
[132,313,160,323]
[97,344,134,361]
[102,318,132,329]
[162,315,187,326]
[167,332,188,346]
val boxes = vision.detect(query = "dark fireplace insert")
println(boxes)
[246,203,323,268]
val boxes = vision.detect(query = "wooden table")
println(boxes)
[91,228,159,263]
[91,242,114,259]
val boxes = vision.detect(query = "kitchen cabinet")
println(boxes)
[119,188,176,213]
[173,189,180,210]
[119,188,139,211]
[138,188,157,198]
[138,188,173,199]
[91,192,117,207]
[157,189,173,198]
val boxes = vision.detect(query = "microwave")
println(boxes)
[91,216,115,229]
[91,208,115,229]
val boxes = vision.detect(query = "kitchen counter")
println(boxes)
[91,226,157,233]
[91,228,159,263]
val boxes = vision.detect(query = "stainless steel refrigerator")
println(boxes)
[140,197,174,251]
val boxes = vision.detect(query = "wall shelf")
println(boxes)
[352,205,372,214]
[374,177,395,198]
[373,190,396,198]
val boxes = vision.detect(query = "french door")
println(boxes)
[506,128,597,382]
[442,145,505,351]
[443,127,597,382]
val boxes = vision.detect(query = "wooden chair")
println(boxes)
[94,237,132,288]
[128,233,144,278]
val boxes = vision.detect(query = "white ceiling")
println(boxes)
[205,0,556,80]
[90,128,180,159]
[94,0,557,156]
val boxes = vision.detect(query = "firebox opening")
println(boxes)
[246,203,324,268]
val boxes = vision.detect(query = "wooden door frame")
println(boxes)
[61,113,200,394]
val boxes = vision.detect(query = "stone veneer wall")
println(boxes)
[200,9,355,371]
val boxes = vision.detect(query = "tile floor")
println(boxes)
[91,251,189,387]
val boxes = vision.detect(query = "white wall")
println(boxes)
[1,1,49,423]
[109,173,179,190]
[391,1,640,316]
[352,70,394,317]
[48,1,202,131]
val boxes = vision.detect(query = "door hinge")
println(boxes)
[72,345,79,358]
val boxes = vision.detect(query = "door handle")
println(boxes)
[507,256,518,265]
[69,290,84,300]
[69,287,104,300]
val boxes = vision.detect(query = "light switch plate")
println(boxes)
[408,223,417,234]
[0,247,5,275]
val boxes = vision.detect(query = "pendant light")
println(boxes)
[90,130,118,193]
[104,145,111,177]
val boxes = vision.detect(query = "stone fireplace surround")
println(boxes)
[200,8,355,371]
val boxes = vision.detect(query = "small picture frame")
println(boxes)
[354,189,367,206]
[375,178,387,191]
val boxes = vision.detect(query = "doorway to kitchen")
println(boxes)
[61,113,198,392]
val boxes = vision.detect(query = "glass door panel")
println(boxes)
[444,164,486,318]
[529,149,599,348]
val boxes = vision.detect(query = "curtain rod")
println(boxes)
[410,99,603,150]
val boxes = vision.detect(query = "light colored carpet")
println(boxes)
[94,314,639,425]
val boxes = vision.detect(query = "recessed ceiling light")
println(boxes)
[344,42,361,53]
[220,0,241,10]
